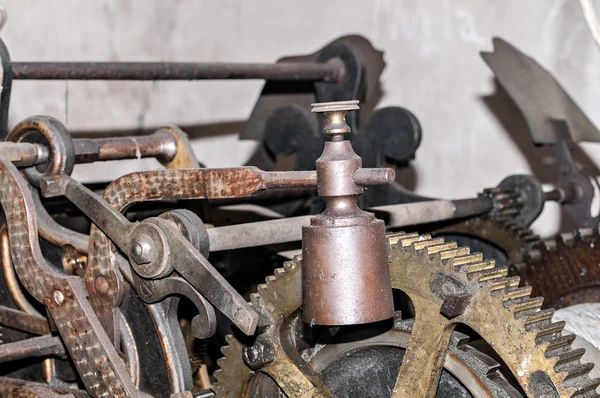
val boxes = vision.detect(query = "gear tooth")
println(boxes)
[543,239,557,251]
[465,260,496,274]
[502,286,532,301]
[491,276,521,293]
[477,267,508,282]
[292,254,302,263]
[265,275,277,285]
[224,334,235,345]
[577,228,594,241]
[388,232,418,246]
[531,321,566,338]
[414,237,445,251]
[257,283,269,296]
[439,247,471,261]
[284,259,297,271]
[539,333,576,351]
[504,222,519,232]
[548,347,586,365]
[400,234,431,247]
[524,308,555,325]
[561,362,596,382]
[560,232,575,245]
[426,242,457,255]
[449,252,482,265]
[526,249,542,262]
[504,296,543,313]
[521,233,540,243]
[274,267,286,278]
[250,292,261,306]
[567,377,600,397]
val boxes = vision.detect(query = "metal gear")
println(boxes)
[432,187,540,271]
[214,232,599,397]
[514,228,600,310]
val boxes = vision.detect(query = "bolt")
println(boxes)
[441,281,457,296]
[246,346,260,362]
[130,236,156,265]
[242,342,274,370]
[53,290,65,305]
[94,276,109,295]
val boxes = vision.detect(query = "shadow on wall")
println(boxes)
[482,78,600,231]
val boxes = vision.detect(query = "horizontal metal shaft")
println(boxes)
[0,305,50,335]
[11,59,345,82]
[206,198,494,251]
[72,131,178,164]
[0,142,49,167]
[0,334,66,363]
[2,132,180,167]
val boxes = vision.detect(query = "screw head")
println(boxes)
[94,276,109,295]
[246,346,260,362]
[130,237,156,265]
[441,281,457,296]
[53,290,65,305]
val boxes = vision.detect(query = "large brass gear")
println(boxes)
[515,228,600,310]
[213,233,599,397]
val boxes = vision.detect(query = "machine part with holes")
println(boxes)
[214,232,599,397]
[0,155,138,397]
[515,228,600,310]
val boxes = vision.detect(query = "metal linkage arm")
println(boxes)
[41,175,258,335]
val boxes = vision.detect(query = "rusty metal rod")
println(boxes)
[0,142,48,167]
[2,132,179,167]
[11,59,345,82]
[72,130,178,164]
[206,198,494,251]
[0,305,50,335]
[0,334,67,363]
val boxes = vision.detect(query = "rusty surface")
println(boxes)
[386,232,598,397]
[11,59,345,82]
[7,116,75,182]
[0,226,42,316]
[73,130,177,164]
[0,142,48,167]
[33,191,89,254]
[302,222,391,325]
[0,305,49,335]
[302,101,394,326]
[214,232,593,397]
[0,156,137,396]
[84,166,313,341]
[0,377,87,397]
[517,228,600,310]
[0,334,66,363]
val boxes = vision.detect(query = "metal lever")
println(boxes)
[41,175,258,335]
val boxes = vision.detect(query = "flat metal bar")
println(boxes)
[11,60,345,82]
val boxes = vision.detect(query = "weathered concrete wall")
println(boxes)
[3,0,600,235]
